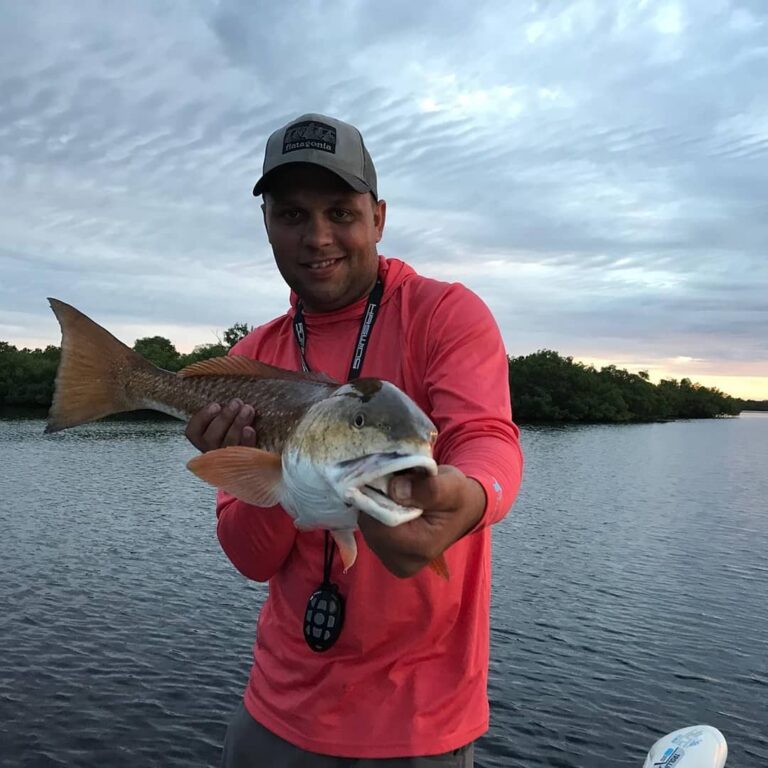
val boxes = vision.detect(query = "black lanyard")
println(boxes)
[292,277,384,379]
[294,277,384,652]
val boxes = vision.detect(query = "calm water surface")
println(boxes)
[1,414,766,767]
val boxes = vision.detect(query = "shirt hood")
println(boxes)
[287,256,416,326]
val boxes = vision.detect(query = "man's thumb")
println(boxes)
[390,476,412,503]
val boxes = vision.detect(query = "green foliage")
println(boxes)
[223,322,252,349]
[178,343,228,368]
[133,336,181,370]
[130,319,248,371]
[0,333,756,423]
[508,350,745,423]
[0,342,60,406]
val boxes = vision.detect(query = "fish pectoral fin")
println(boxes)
[187,447,283,507]
[331,529,358,573]
[428,553,450,581]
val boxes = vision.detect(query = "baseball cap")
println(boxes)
[252,113,378,199]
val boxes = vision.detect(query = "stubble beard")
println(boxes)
[292,254,379,313]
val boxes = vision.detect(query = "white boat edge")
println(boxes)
[642,724,728,767]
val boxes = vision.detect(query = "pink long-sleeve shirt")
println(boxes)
[216,257,523,758]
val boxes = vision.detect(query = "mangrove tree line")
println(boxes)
[0,332,760,423]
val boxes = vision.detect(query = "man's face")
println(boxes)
[262,164,386,313]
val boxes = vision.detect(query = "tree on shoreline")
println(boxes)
[0,336,760,422]
[0,342,60,407]
[506,350,746,422]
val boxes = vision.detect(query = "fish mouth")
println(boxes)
[332,451,438,527]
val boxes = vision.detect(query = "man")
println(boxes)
[186,114,523,767]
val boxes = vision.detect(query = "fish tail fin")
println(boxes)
[46,298,155,433]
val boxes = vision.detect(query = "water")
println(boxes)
[1,414,766,767]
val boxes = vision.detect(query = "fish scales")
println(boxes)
[45,297,447,577]
[125,367,331,453]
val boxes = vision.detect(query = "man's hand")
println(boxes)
[357,465,486,579]
[185,399,256,453]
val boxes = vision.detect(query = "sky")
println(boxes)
[1,0,766,399]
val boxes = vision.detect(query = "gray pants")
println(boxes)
[221,702,474,767]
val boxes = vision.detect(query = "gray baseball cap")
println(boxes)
[252,113,378,199]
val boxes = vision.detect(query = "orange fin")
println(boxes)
[187,446,283,507]
[331,529,358,572]
[180,355,337,384]
[45,298,158,433]
[428,554,450,580]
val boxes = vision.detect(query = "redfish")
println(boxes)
[46,299,443,575]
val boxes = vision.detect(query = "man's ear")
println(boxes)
[261,201,271,242]
[374,198,387,243]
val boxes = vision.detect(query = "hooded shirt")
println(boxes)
[216,256,523,758]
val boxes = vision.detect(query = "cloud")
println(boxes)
[0,0,766,395]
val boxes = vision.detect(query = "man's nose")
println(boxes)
[302,213,334,249]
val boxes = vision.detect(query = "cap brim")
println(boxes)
[253,163,372,197]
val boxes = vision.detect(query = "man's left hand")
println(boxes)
[357,465,486,578]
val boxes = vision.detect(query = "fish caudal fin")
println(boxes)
[187,446,284,507]
[46,298,156,433]
[428,554,450,580]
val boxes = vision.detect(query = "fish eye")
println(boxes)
[353,412,366,429]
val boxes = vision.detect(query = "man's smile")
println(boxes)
[304,257,343,270]
[301,257,346,280]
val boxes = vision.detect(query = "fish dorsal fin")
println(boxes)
[187,446,284,507]
[179,355,336,384]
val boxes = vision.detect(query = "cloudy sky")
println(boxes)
[1,0,766,398]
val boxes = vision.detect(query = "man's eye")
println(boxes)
[331,209,353,221]
[278,209,302,221]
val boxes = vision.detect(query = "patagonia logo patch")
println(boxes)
[283,120,336,154]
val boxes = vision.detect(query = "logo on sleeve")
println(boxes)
[283,121,337,154]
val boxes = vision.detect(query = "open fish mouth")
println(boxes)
[332,451,438,527]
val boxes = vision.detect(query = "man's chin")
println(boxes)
[297,283,349,313]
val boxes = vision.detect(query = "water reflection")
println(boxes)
[0,416,766,767]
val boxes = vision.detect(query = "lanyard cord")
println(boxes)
[292,277,385,583]
[292,278,384,379]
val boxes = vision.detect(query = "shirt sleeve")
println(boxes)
[212,333,298,582]
[216,492,297,582]
[424,285,523,529]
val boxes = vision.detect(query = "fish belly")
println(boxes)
[282,455,359,532]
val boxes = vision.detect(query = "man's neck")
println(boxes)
[300,274,379,314]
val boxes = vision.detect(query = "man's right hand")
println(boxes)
[185,399,256,452]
